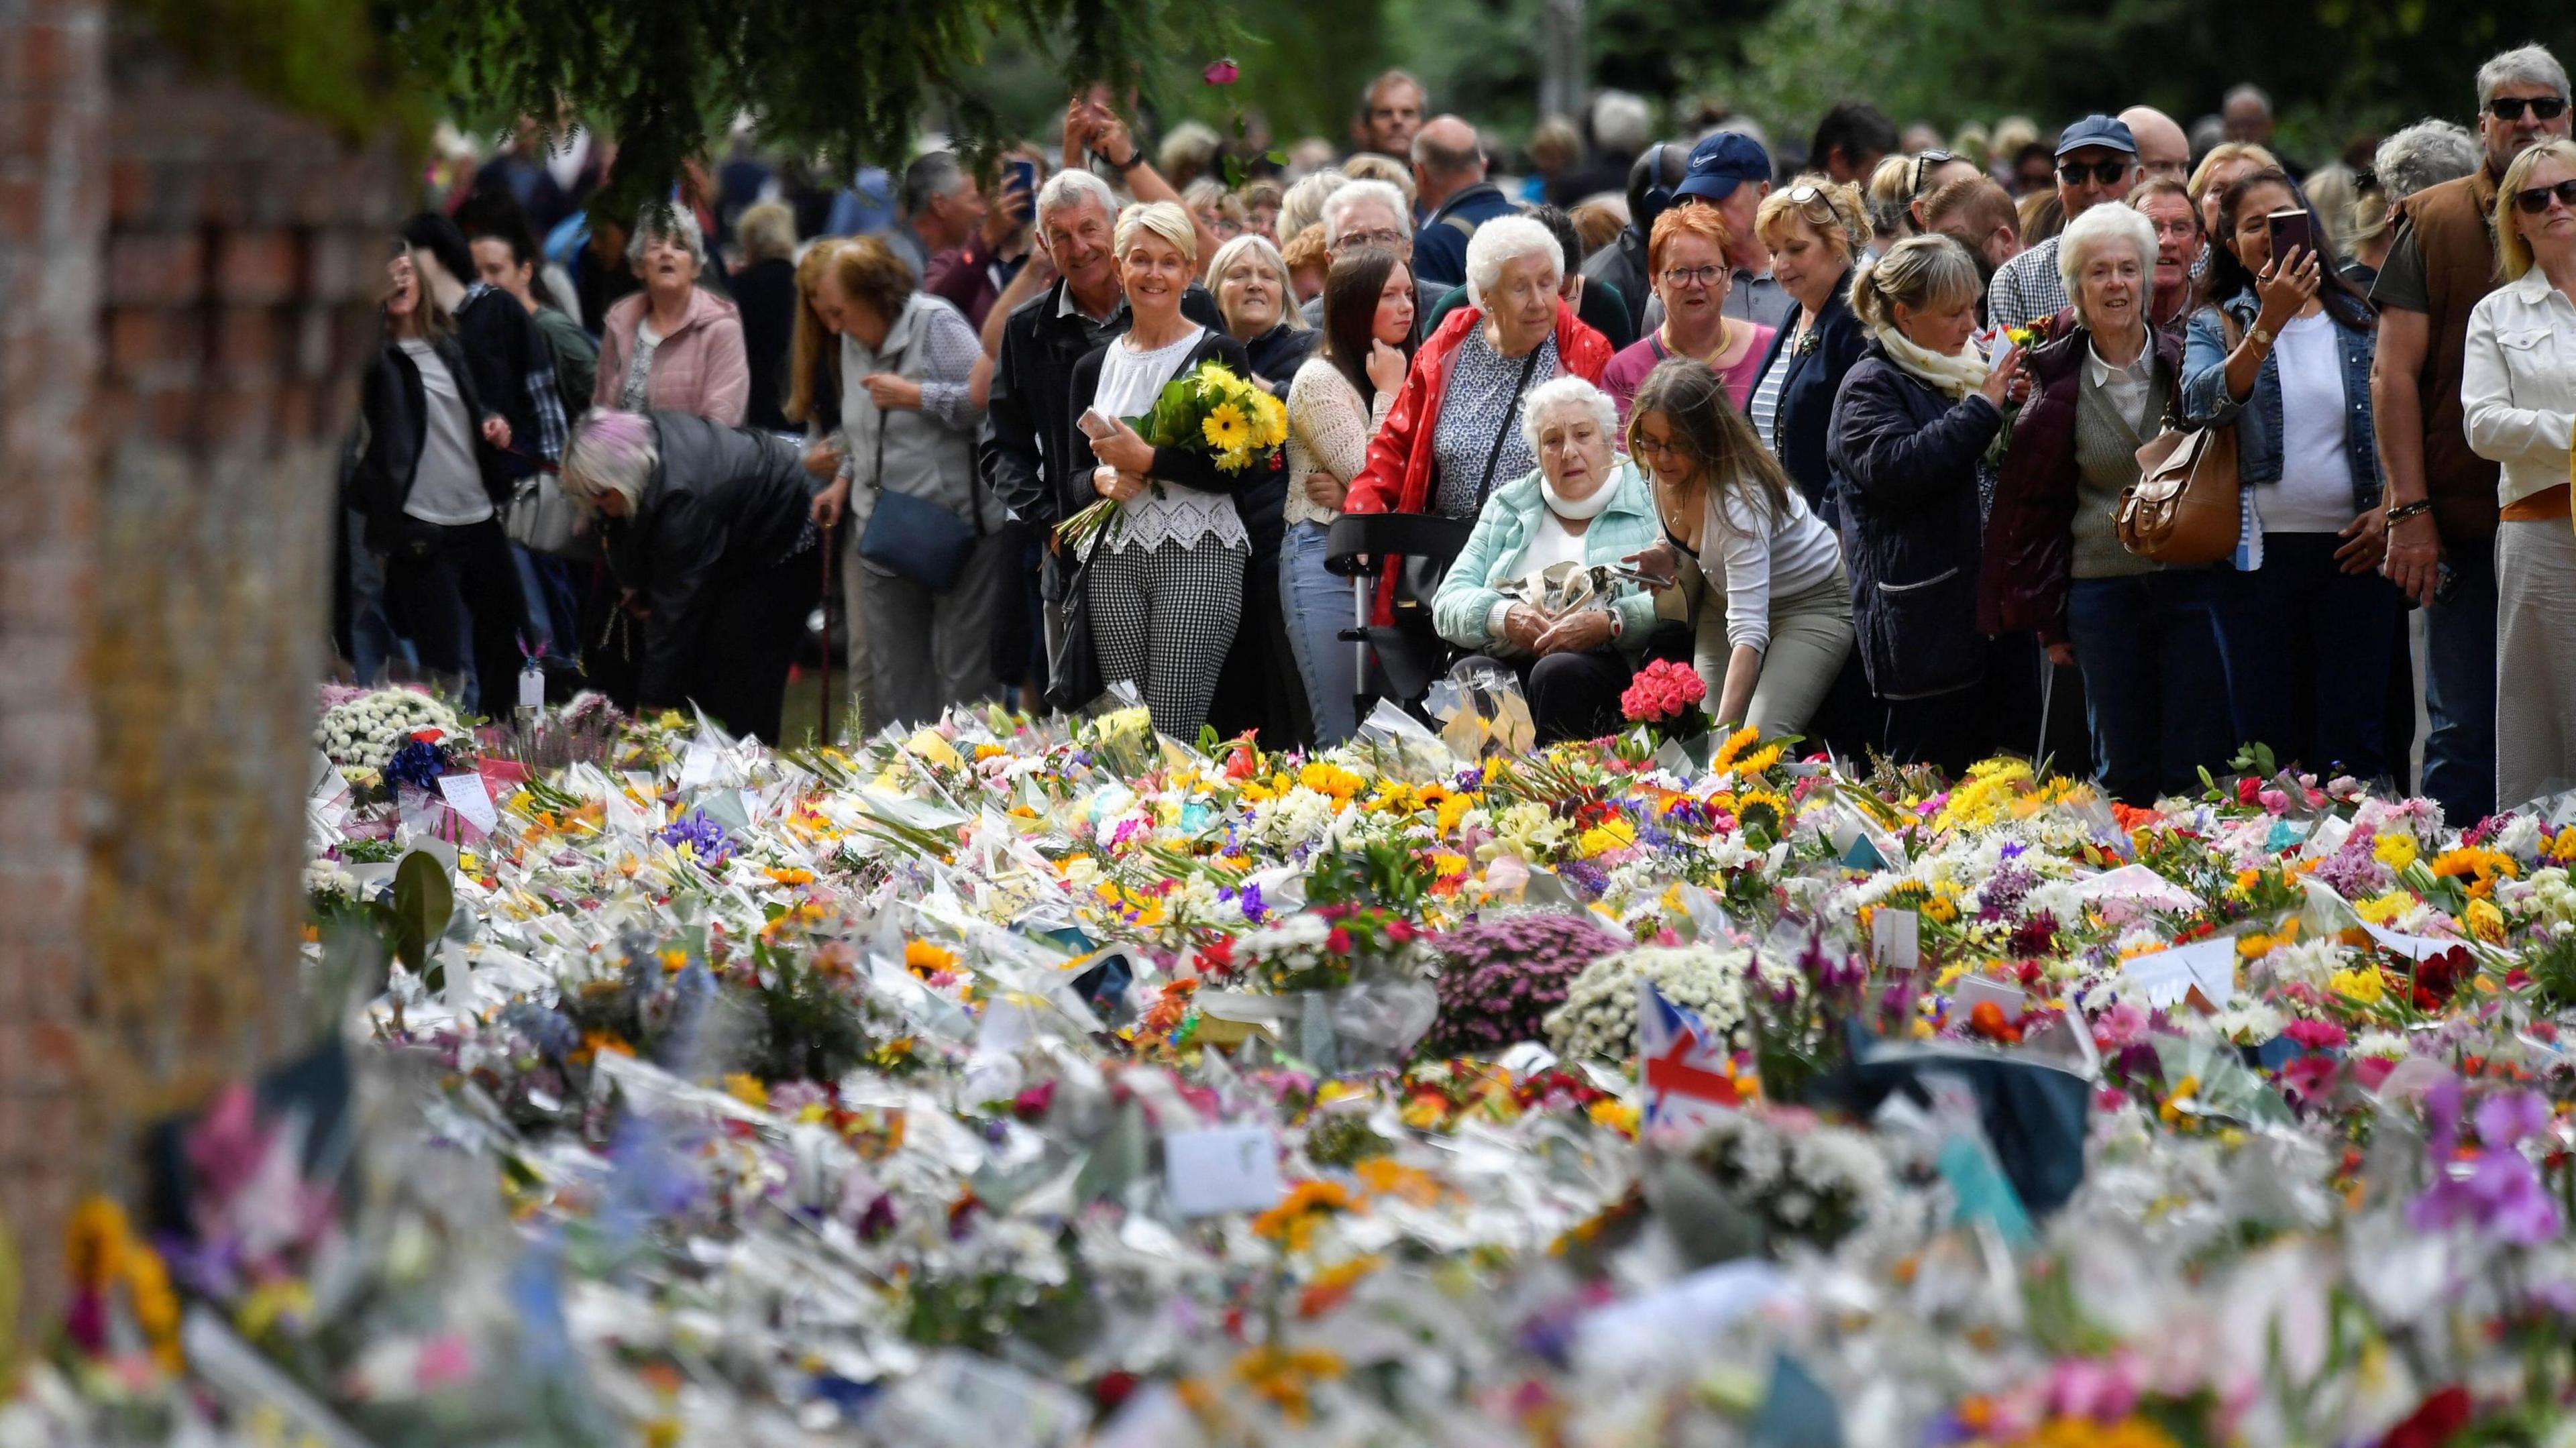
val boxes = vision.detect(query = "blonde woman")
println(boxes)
[1826,234,2020,769]
[1740,176,1872,521]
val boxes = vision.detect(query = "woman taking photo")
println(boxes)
[1430,377,1661,742]
[1068,201,1285,738]
[1209,233,1316,396]
[1625,359,1851,738]
[1827,234,2019,771]
[1983,204,2230,802]
[352,244,525,716]
[2181,168,2394,782]
[593,204,751,425]
[559,409,822,744]
[2463,138,2576,805]
[805,236,1010,732]
[1284,247,1416,745]
[1741,178,1872,524]
[1599,206,1778,423]
[1345,216,1613,621]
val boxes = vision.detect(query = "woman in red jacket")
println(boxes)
[1343,215,1612,623]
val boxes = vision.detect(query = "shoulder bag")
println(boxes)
[854,400,985,594]
[2118,311,2241,565]
[1396,342,1549,610]
[504,468,595,559]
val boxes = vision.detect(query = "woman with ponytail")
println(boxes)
[1825,233,2022,770]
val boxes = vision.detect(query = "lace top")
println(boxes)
[1089,327,1250,557]
[1285,358,1394,528]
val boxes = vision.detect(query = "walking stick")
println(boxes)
[818,522,835,746]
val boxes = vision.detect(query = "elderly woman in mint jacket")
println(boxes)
[1432,376,1662,742]
[2179,167,2394,783]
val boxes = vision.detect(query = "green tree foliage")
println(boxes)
[385,0,1237,214]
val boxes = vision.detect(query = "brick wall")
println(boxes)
[0,2,404,1333]
[0,0,109,1335]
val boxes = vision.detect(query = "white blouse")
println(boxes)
[1088,327,1250,556]
[1693,477,1842,652]
[2462,270,2576,510]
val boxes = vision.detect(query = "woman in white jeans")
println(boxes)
[1623,356,1853,738]
[1283,247,1415,744]
[2463,137,2576,807]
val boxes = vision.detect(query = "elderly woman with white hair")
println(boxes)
[1431,375,1660,741]
[1065,200,1287,738]
[1345,213,1613,624]
[592,203,751,425]
[1982,203,2231,801]
[559,408,822,743]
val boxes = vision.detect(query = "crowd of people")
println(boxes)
[340,48,2576,820]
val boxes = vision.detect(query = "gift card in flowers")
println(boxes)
[1162,1123,1284,1217]
[1871,907,1918,970]
[436,773,498,836]
[2118,938,2236,1010]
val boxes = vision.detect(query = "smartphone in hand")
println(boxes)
[1075,408,1118,442]
[2266,208,2313,268]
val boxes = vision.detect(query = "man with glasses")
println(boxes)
[2369,44,2572,822]
[1988,115,2141,335]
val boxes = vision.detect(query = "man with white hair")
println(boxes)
[981,167,1223,674]
[1410,115,1517,291]
[1297,178,1438,336]
[2369,42,2573,822]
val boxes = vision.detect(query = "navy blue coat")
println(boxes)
[1748,278,1868,525]
[1825,345,2002,701]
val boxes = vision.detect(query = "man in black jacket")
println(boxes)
[979,170,1223,623]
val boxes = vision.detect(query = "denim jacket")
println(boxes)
[2178,290,2381,512]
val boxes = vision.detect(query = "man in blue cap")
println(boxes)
[1987,115,2141,333]
[1632,129,1794,335]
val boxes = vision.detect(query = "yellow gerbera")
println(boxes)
[1202,401,1252,453]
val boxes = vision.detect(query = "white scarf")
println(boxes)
[1870,323,1992,401]
[1542,471,1617,520]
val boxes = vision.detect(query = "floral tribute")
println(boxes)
[34,683,2576,1448]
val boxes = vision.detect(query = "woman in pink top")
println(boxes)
[1599,205,1776,422]
[593,204,751,426]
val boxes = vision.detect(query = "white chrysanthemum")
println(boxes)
[2350,1029,2412,1062]
[2261,936,2349,989]
[1542,944,1793,1062]
[2493,814,2544,863]
[2204,1002,2286,1046]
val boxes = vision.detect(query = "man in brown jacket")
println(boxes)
[2370,43,2571,822]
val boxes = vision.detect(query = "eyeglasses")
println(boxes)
[1331,227,1407,252]
[1782,182,1825,205]
[2489,95,2570,122]
[1909,149,1957,196]
[2514,179,2576,213]
[2057,159,2134,186]
[1660,264,1725,289]
[1628,433,1678,457]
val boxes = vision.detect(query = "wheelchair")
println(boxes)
[1322,511,1474,727]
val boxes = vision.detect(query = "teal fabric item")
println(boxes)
[1430,458,1662,656]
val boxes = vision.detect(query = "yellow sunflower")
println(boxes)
[1202,401,1253,453]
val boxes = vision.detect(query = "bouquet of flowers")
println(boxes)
[1423,912,1629,1057]
[316,686,462,782]
[1619,658,1710,745]
[1057,360,1287,551]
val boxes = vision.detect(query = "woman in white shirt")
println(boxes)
[1068,201,1283,737]
[1623,357,1852,738]
[2463,138,2576,806]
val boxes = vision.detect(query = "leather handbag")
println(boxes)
[855,411,985,594]
[504,469,594,559]
[1044,553,1105,712]
[2117,311,2242,565]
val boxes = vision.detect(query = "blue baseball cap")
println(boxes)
[2054,115,2138,158]
[1674,131,1772,203]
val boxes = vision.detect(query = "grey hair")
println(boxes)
[1465,214,1563,309]
[1279,170,1348,244]
[1208,233,1309,331]
[1036,167,1118,228]
[1589,91,1655,157]
[2374,120,2481,201]
[561,408,659,515]
[1322,178,1413,245]
[626,203,706,270]
[2478,44,2569,109]
[900,152,967,219]
[1519,375,1618,455]
[2223,82,2273,114]
[2056,201,2159,301]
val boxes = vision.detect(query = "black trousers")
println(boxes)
[382,515,525,718]
[671,548,824,745]
[1208,549,1313,748]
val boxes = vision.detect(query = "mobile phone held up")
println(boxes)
[2266,208,2314,268]
[1006,158,1039,200]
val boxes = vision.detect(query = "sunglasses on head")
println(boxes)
[1783,182,1826,205]
[2057,158,2133,186]
[1909,149,1957,194]
[2490,95,2569,121]
[2514,178,2576,213]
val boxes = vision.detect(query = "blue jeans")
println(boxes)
[2212,533,2400,782]
[343,506,415,685]
[1279,520,1358,746]
[2066,571,2233,802]
[2423,540,2498,821]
